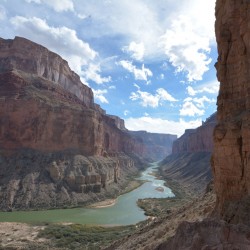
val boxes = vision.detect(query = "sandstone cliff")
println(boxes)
[0,37,147,210]
[0,37,93,107]
[212,0,250,224]
[159,113,216,194]
[128,131,177,161]
[172,113,216,154]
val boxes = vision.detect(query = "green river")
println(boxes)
[0,163,174,225]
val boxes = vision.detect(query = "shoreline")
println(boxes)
[87,199,117,209]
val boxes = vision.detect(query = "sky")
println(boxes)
[0,0,218,137]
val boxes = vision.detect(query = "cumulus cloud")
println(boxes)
[9,16,109,85]
[25,0,74,12]
[11,16,96,74]
[124,116,202,137]
[123,41,145,61]
[161,15,211,82]
[130,88,177,108]
[180,100,204,117]
[82,63,111,84]
[118,60,152,82]
[187,81,220,96]
[92,89,109,104]
[180,96,215,117]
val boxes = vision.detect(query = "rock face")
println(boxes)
[160,152,212,194]
[157,219,250,250]
[172,113,216,154]
[0,150,140,210]
[128,131,177,161]
[0,36,148,210]
[0,37,93,107]
[213,0,250,224]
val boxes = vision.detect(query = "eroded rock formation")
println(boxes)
[213,0,250,224]
[172,113,216,154]
[0,36,148,210]
[0,37,93,107]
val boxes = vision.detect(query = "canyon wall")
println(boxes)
[128,131,177,161]
[0,37,148,210]
[0,37,93,107]
[213,0,250,224]
[160,113,216,194]
[172,113,216,154]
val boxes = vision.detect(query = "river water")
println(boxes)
[0,163,174,225]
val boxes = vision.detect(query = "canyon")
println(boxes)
[0,36,176,210]
[160,113,216,194]
[106,1,250,248]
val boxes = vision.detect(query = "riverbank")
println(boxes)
[137,174,193,217]
[88,179,145,208]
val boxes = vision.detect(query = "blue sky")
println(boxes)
[0,0,218,136]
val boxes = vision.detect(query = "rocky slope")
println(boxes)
[160,152,212,194]
[128,131,177,162]
[0,37,177,210]
[172,113,216,154]
[159,113,216,194]
[0,37,151,210]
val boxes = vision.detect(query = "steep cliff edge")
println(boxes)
[212,0,250,224]
[172,113,216,154]
[159,113,216,193]
[0,37,93,107]
[0,37,148,210]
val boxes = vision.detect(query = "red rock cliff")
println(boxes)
[172,113,216,154]
[0,37,146,210]
[0,37,93,107]
[213,0,250,224]
[0,37,144,157]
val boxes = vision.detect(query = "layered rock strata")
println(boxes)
[128,131,177,161]
[0,37,147,210]
[0,150,140,210]
[172,113,216,154]
[213,0,250,224]
[0,37,93,107]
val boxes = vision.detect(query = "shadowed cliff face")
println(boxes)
[172,113,216,154]
[213,0,250,224]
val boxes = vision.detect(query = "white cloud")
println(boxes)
[180,101,204,117]
[123,41,145,61]
[0,5,6,20]
[125,116,202,137]
[193,96,215,108]
[161,15,212,82]
[118,60,152,81]
[156,88,178,102]
[82,63,111,84]
[92,89,109,104]
[130,88,177,108]
[180,96,215,117]
[10,16,97,75]
[25,0,74,12]
[187,81,220,96]
[109,85,116,89]
[187,86,197,96]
